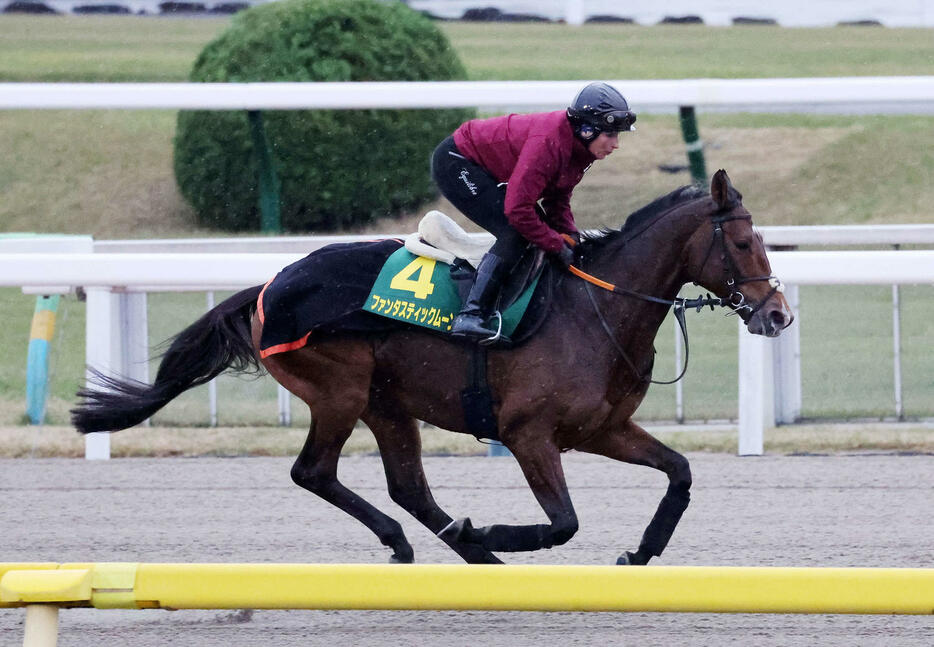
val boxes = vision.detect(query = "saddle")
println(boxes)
[404,210,491,268]
[404,210,546,316]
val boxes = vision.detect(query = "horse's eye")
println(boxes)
[735,240,751,251]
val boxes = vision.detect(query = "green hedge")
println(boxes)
[174,0,473,231]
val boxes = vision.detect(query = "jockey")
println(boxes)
[431,81,636,341]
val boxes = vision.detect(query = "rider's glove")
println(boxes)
[554,243,576,269]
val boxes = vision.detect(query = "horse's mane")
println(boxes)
[580,184,709,253]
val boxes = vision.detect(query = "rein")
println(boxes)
[566,211,781,385]
[571,264,720,385]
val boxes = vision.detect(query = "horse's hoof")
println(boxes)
[389,553,414,564]
[616,551,637,566]
[437,517,474,543]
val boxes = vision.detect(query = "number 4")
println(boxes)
[390,256,436,300]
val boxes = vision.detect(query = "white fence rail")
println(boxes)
[2,77,933,113]
[2,247,934,458]
[4,250,934,289]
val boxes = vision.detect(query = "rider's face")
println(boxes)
[588,132,620,159]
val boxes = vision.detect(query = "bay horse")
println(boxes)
[72,170,793,566]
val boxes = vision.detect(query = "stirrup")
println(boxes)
[479,311,503,346]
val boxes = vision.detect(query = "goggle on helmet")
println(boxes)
[567,82,637,142]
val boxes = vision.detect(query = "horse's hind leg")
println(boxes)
[290,416,415,563]
[577,419,692,566]
[261,339,415,564]
[441,435,580,553]
[362,406,503,564]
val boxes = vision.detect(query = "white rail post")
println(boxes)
[278,385,291,426]
[123,292,149,419]
[737,320,775,456]
[84,288,117,459]
[892,283,904,420]
[206,291,218,427]
[565,0,585,25]
[22,604,59,647]
[772,284,801,423]
[83,289,147,459]
[891,244,904,421]
[674,316,684,423]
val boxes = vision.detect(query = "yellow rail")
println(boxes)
[3,563,933,615]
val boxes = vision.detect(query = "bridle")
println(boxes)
[568,209,783,385]
[696,213,783,321]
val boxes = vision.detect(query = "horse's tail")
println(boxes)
[71,284,264,434]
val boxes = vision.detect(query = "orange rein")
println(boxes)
[559,233,618,292]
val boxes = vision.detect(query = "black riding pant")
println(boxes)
[430,136,528,267]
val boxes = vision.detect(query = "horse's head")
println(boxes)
[685,170,794,337]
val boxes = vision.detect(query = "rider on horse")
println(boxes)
[431,81,637,340]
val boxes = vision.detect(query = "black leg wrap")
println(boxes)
[439,517,576,553]
[638,484,691,557]
[475,523,551,552]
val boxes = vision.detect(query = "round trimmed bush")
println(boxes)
[174,0,473,232]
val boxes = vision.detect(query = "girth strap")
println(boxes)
[460,345,501,442]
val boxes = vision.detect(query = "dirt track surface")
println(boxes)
[2,452,932,646]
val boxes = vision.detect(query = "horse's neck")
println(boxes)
[590,211,700,300]
[582,210,702,345]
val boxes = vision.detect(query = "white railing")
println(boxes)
[2,246,934,458]
[2,78,934,114]
[5,249,934,289]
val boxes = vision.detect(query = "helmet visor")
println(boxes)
[599,110,637,132]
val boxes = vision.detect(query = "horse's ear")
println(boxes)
[710,169,741,210]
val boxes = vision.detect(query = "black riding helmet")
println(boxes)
[566,82,636,143]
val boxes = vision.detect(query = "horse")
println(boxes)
[72,169,793,566]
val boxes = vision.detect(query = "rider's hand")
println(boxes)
[554,244,576,269]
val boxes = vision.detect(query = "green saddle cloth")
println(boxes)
[365,248,539,337]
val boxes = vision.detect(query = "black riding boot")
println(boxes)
[450,253,506,340]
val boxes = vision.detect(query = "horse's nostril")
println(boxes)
[769,309,789,328]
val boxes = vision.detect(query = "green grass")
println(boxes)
[0,16,228,81]
[0,16,932,430]
[3,19,933,82]
[444,23,934,80]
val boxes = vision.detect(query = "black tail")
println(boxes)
[71,285,264,433]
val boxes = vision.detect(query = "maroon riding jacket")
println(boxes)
[453,110,595,253]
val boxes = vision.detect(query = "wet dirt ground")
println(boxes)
[2,452,932,645]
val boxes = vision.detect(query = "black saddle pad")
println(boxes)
[258,238,557,358]
[258,239,402,357]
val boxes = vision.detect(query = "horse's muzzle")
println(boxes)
[746,295,794,337]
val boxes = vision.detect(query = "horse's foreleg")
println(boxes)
[444,438,579,553]
[363,408,502,564]
[577,419,692,565]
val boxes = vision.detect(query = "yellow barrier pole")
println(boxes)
[132,564,934,615]
[23,605,58,647]
[3,563,934,615]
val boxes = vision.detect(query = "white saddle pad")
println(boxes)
[404,210,494,268]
